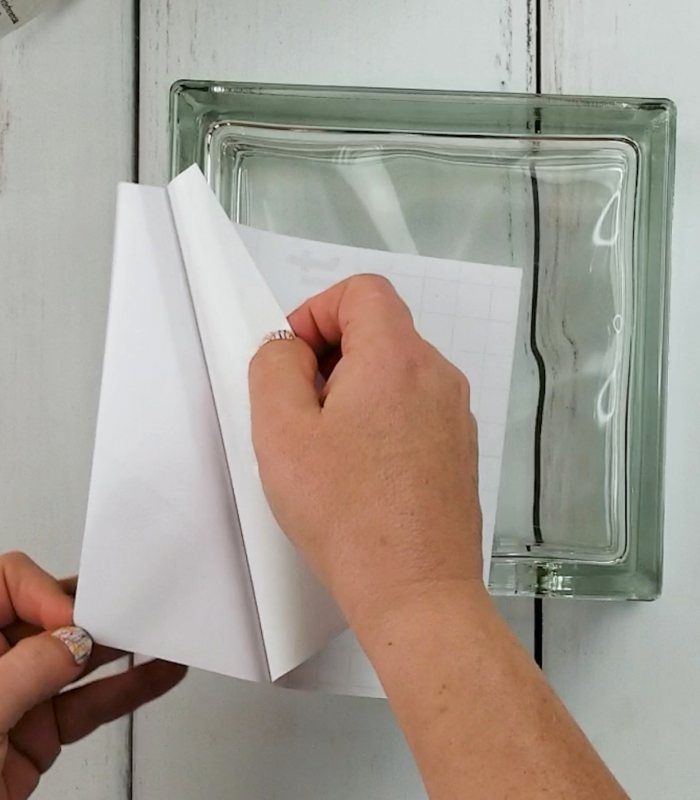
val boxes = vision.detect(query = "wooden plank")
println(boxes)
[0,0,135,797]
[140,0,534,186]
[137,1,533,797]
[541,2,700,796]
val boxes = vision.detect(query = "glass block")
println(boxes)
[170,82,675,600]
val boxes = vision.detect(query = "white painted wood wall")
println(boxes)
[1,1,698,797]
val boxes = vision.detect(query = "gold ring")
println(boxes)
[260,329,296,347]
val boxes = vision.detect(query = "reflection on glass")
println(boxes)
[172,83,675,599]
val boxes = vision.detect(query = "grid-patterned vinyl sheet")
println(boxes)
[239,226,523,696]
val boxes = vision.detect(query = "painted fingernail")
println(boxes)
[259,329,296,348]
[52,626,93,666]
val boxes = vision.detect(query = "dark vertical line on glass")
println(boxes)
[532,0,545,669]
[128,2,140,799]
[530,157,545,668]
[529,163,545,546]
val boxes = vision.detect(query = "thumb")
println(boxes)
[0,626,92,733]
[249,336,321,443]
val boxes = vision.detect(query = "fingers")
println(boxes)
[0,626,92,733]
[58,576,78,597]
[250,275,419,443]
[288,274,416,356]
[249,336,323,453]
[0,552,73,630]
[54,660,187,744]
[2,745,39,800]
[10,701,61,776]
[2,620,123,683]
[8,651,158,779]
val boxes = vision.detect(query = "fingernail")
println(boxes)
[52,626,93,666]
[259,329,296,348]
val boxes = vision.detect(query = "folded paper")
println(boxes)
[75,165,522,696]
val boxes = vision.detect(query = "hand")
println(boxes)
[0,552,186,800]
[249,274,484,627]
[249,275,628,800]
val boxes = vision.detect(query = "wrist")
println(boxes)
[342,576,493,651]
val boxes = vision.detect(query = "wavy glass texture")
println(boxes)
[171,84,675,599]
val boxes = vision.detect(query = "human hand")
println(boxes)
[0,552,186,800]
[249,275,483,628]
[250,276,629,800]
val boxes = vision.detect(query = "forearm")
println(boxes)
[349,581,627,800]
[250,277,626,796]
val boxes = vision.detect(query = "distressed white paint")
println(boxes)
[0,0,134,796]
[139,0,533,186]
[135,604,532,799]
[136,1,533,797]
[541,2,700,797]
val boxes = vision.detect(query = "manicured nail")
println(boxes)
[259,329,296,348]
[52,626,93,666]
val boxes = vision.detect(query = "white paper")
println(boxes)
[75,184,267,681]
[0,0,58,36]
[237,223,522,576]
[76,167,522,697]
[167,166,343,680]
[238,223,522,695]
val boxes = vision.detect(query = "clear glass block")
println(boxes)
[170,82,675,599]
